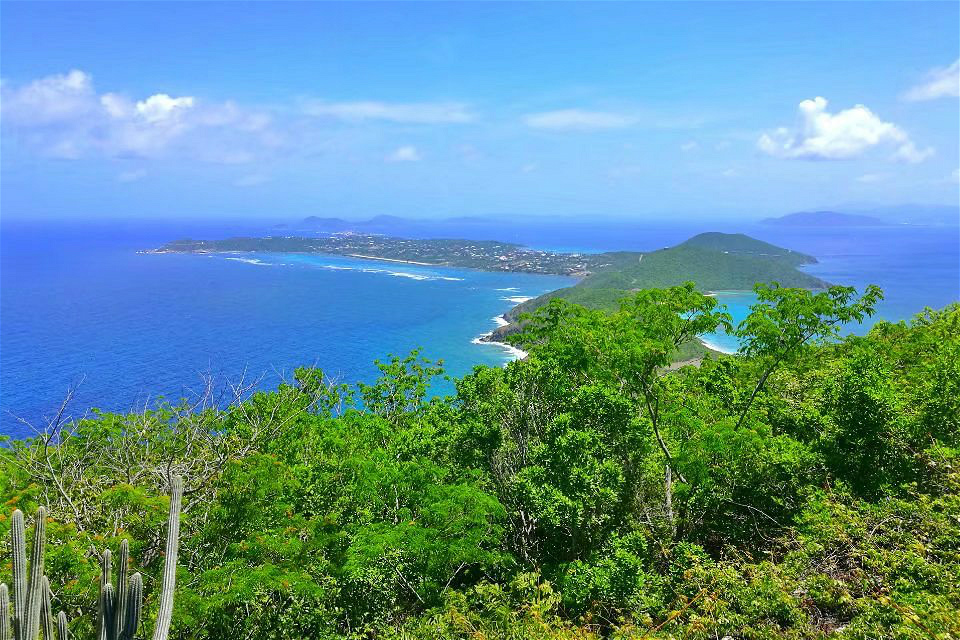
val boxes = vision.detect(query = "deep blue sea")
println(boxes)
[1,218,958,438]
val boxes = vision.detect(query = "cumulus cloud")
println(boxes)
[0,70,97,126]
[304,100,475,124]
[386,145,421,162]
[523,109,637,130]
[903,59,960,101]
[758,97,932,163]
[1,69,276,160]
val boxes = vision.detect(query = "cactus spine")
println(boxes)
[2,476,182,640]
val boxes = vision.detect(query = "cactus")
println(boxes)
[24,507,47,640]
[55,613,68,640]
[119,575,142,640]
[1,476,182,640]
[97,584,114,640]
[40,578,54,640]
[112,543,128,640]
[151,476,181,640]
[10,511,26,640]
[1,583,10,640]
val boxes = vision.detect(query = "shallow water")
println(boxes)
[701,224,960,353]
[0,224,572,438]
[2,220,956,438]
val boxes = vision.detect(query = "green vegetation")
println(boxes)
[501,233,825,324]
[153,235,593,276]
[0,480,182,640]
[487,234,828,363]
[4,282,958,639]
[154,232,827,292]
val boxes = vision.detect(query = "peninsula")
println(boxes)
[152,235,593,276]
[151,231,828,351]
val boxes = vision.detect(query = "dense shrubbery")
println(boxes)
[2,283,958,639]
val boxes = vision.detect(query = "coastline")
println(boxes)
[472,315,529,361]
[698,335,738,355]
[346,253,438,266]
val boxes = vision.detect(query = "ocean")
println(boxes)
[1,219,957,438]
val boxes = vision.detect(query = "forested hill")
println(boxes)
[497,232,828,330]
[154,231,823,290]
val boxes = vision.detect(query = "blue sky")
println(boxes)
[2,1,958,222]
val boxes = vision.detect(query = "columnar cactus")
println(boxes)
[151,476,181,640]
[40,577,54,640]
[1,477,182,640]
[10,510,26,639]
[1,583,11,640]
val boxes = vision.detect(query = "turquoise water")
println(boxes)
[0,225,572,438]
[702,225,960,353]
[2,220,957,438]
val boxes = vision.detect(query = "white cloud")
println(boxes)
[386,145,421,162]
[856,173,886,183]
[758,96,933,163]
[952,168,960,184]
[903,59,960,101]
[891,141,934,164]
[521,162,538,173]
[680,141,699,152]
[304,100,475,124]
[523,109,637,130]
[1,69,276,161]
[0,70,97,125]
[117,169,147,183]
[721,168,739,178]
[135,94,195,123]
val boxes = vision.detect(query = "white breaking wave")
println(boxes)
[314,263,463,281]
[471,334,528,362]
[224,257,273,266]
[471,315,527,364]
[501,295,533,303]
[495,287,520,292]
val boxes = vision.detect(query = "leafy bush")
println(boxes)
[2,289,957,639]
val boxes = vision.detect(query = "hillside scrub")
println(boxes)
[1,283,958,639]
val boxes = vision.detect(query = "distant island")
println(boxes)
[150,231,825,285]
[150,231,828,359]
[487,232,827,343]
[151,235,594,276]
[761,210,884,227]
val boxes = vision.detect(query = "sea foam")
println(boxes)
[224,257,273,266]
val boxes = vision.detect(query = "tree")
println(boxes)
[513,283,732,532]
[734,283,882,429]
